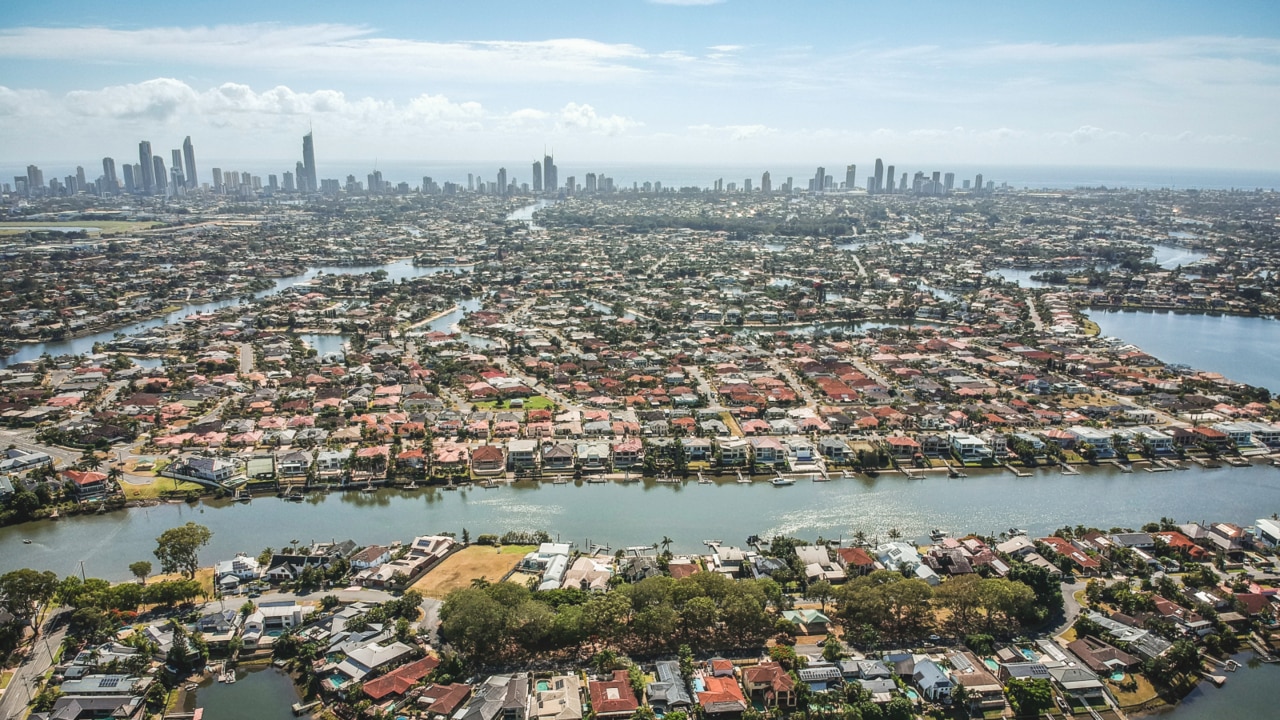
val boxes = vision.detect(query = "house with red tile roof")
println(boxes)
[696,673,748,717]
[742,662,796,709]
[588,670,639,719]
[362,655,440,702]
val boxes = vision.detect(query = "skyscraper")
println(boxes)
[814,167,826,193]
[885,165,895,195]
[497,167,508,196]
[182,136,198,189]
[301,132,317,193]
[75,166,86,193]
[974,173,983,193]
[152,156,168,196]
[943,172,955,193]
[296,162,306,192]
[761,171,771,194]
[138,140,155,194]
[873,159,884,194]
[26,165,43,196]
[845,164,856,191]
[171,149,185,189]
[122,164,135,194]
[543,154,556,193]
[102,157,118,193]
[531,161,543,192]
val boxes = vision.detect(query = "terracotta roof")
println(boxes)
[588,670,639,717]
[362,655,440,700]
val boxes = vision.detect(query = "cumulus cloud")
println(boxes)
[66,78,198,121]
[557,102,641,135]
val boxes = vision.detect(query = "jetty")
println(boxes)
[1001,462,1032,478]
[292,700,322,715]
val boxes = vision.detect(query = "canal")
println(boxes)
[3,463,1278,582]
[193,666,299,720]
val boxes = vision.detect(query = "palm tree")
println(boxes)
[887,527,902,540]
[660,536,673,554]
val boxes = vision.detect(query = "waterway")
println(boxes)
[1148,653,1280,719]
[193,666,299,720]
[4,462,1278,582]
[0,260,470,368]
[1088,310,1280,392]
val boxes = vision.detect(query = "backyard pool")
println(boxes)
[537,680,551,691]
[1021,648,1037,661]
[904,689,920,701]
[693,678,706,692]
[1111,672,1126,682]
[983,658,1000,673]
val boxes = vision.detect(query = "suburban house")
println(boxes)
[528,674,583,720]
[242,601,312,647]
[742,662,796,709]
[472,445,507,476]
[460,675,529,720]
[647,661,693,715]
[507,439,539,470]
[588,670,640,720]
[696,673,749,718]
[62,469,108,500]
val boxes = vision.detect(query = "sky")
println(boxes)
[2,0,1279,176]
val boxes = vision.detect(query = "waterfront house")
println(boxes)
[417,683,474,719]
[795,545,846,583]
[834,546,877,576]
[333,639,416,683]
[471,445,506,476]
[61,469,108,501]
[716,437,750,466]
[612,438,643,469]
[350,545,392,571]
[362,655,441,705]
[576,441,611,472]
[588,670,640,720]
[507,439,539,470]
[947,433,992,462]
[213,553,262,590]
[1046,665,1108,709]
[242,601,312,647]
[541,442,575,472]
[1066,637,1140,675]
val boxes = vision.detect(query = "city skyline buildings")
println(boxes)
[0,5,1276,171]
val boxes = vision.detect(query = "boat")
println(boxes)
[22,539,32,544]
[405,481,419,490]
[930,529,949,542]
[443,485,458,491]
[552,476,570,485]
[770,476,795,486]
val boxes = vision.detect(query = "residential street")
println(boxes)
[0,616,67,720]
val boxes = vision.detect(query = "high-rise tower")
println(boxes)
[102,157,118,193]
[872,159,884,194]
[182,136,198,189]
[885,165,895,195]
[543,154,556,193]
[845,164,856,191]
[532,161,543,192]
[814,167,826,193]
[302,132,317,193]
[138,140,155,194]
[152,155,168,196]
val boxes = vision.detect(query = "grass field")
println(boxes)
[411,545,536,599]
[472,396,556,411]
[1106,673,1159,708]
[0,220,158,236]
[121,474,206,500]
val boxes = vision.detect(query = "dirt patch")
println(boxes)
[410,545,536,599]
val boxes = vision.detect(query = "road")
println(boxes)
[1051,579,1088,639]
[0,616,67,720]
[236,342,253,374]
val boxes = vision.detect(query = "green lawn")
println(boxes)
[473,395,556,411]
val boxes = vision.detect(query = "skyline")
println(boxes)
[1,2,1279,170]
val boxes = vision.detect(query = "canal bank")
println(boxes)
[3,462,1277,581]
[191,665,300,720]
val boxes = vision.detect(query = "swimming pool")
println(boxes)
[983,658,1000,673]
[904,689,920,701]
[1110,672,1126,682]
[537,680,551,692]
[693,678,706,692]
[1021,648,1036,661]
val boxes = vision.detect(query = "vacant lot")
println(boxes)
[411,545,536,599]
[0,220,158,235]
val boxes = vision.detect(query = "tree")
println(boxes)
[0,569,59,621]
[153,522,213,579]
[809,579,833,613]
[129,561,152,585]
[1005,678,1053,717]
[821,632,844,663]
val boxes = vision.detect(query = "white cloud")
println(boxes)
[688,123,776,141]
[556,103,641,135]
[0,25,652,85]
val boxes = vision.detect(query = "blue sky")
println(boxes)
[2,0,1278,171]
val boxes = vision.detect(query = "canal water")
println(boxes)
[0,261,470,367]
[1148,654,1280,719]
[194,666,299,720]
[1088,310,1280,392]
[4,462,1278,582]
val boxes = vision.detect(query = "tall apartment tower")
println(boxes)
[182,136,198,189]
[497,167,508,195]
[122,164,135,193]
[974,173,984,192]
[543,154,556,192]
[301,132,317,193]
[152,156,168,196]
[845,164,856,191]
[884,165,895,194]
[138,140,155,194]
[813,167,825,193]
[761,171,771,194]
[531,161,543,192]
[102,157,118,193]
[872,159,884,194]
[171,149,185,188]
[296,162,307,192]
[943,172,955,193]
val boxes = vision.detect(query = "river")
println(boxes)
[1148,654,1280,719]
[4,462,1278,582]
[1088,310,1280,392]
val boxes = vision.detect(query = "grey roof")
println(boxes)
[460,674,530,720]
[647,661,693,708]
